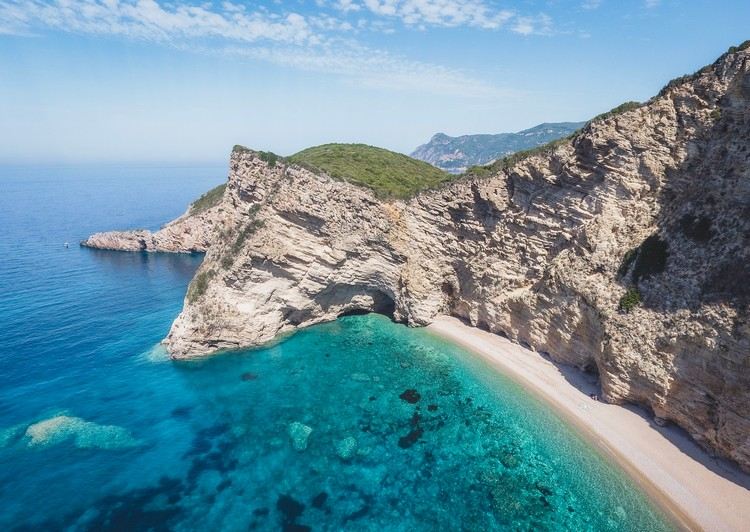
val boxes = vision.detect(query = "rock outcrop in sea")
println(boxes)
[84,43,750,472]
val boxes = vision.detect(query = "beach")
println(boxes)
[427,315,750,532]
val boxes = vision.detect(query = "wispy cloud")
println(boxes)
[511,13,553,36]
[581,0,602,10]
[358,0,514,29]
[0,0,543,98]
[0,0,320,43]
[226,42,517,98]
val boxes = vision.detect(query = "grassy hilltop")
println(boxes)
[288,143,452,199]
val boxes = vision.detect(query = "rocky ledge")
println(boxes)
[85,44,750,472]
[81,190,230,253]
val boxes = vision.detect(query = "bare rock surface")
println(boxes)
[89,45,750,471]
[81,197,230,253]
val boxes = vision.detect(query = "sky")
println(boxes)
[1,1,749,164]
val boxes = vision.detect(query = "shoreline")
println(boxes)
[426,315,750,532]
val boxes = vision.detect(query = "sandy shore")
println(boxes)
[427,316,750,532]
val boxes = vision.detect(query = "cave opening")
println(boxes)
[337,289,398,321]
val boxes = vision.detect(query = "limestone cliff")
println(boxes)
[87,44,750,471]
[81,185,230,253]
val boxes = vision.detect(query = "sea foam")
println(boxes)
[141,343,171,363]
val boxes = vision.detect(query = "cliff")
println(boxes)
[81,184,229,253]
[86,43,750,471]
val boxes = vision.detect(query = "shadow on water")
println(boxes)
[85,248,204,279]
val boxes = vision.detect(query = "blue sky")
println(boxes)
[1,0,748,164]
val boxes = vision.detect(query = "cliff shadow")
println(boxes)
[612,65,750,480]
[615,66,750,317]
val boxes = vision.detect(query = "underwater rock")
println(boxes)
[288,422,312,451]
[170,406,192,419]
[311,492,328,509]
[0,423,25,448]
[241,372,258,381]
[335,436,358,460]
[399,389,421,404]
[24,415,139,450]
[277,494,305,521]
[427,404,438,411]
[398,427,424,449]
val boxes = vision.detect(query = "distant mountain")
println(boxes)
[411,122,586,174]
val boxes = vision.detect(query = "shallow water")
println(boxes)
[0,165,672,531]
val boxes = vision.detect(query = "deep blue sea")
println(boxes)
[0,165,672,531]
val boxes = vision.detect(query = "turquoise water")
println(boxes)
[0,166,672,531]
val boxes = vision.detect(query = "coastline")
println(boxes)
[426,315,750,532]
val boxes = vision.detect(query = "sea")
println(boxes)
[0,164,672,531]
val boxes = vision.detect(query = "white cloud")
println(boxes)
[225,42,515,98]
[511,13,552,36]
[0,0,530,98]
[335,0,362,13]
[581,0,601,9]
[361,0,514,29]
[0,0,318,44]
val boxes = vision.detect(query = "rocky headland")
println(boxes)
[85,43,750,472]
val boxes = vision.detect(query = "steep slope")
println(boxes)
[157,43,750,471]
[412,122,585,173]
[81,184,230,253]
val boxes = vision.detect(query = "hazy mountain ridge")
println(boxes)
[411,122,586,173]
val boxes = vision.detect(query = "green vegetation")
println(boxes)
[631,235,668,283]
[464,133,577,177]
[617,248,638,279]
[233,144,252,154]
[619,288,642,313]
[464,101,642,178]
[728,40,750,54]
[288,143,453,199]
[658,41,750,98]
[619,234,669,284]
[232,145,282,168]
[258,151,280,168]
[218,205,266,270]
[616,235,668,312]
[590,101,642,123]
[710,108,722,121]
[232,219,265,254]
[189,184,226,214]
[187,270,215,303]
[464,136,573,176]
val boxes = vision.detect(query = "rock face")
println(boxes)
[411,122,585,174]
[81,197,230,253]
[88,45,750,471]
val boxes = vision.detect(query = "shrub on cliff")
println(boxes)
[590,101,642,123]
[618,234,669,284]
[631,235,668,283]
[189,184,226,214]
[619,288,642,313]
[187,270,215,303]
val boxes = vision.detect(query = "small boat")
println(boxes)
[64,242,69,248]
